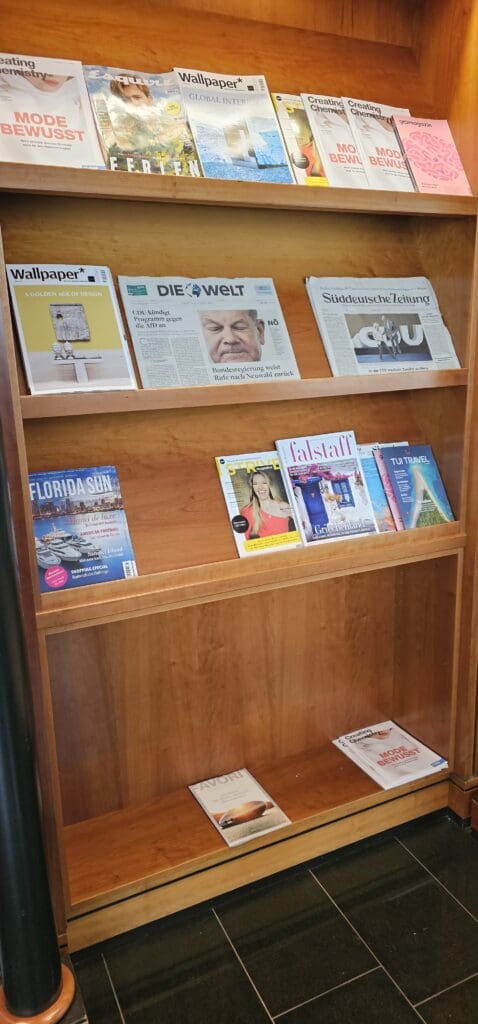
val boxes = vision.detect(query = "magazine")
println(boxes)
[300,94,368,188]
[174,67,293,184]
[30,466,137,592]
[275,430,378,544]
[118,276,300,388]
[377,444,455,528]
[0,53,104,168]
[215,451,301,557]
[271,93,328,186]
[357,443,397,533]
[189,768,290,847]
[372,443,408,531]
[333,720,448,789]
[306,276,460,376]
[83,65,201,176]
[7,263,137,395]
[392,115,472,196]
[342,97,414,192]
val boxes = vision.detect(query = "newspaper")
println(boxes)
[118,276,300,388]
[306,276,460,376]
[342,97,414,192]
[189,768,290,847]
[333,720,447,789]
[215,451,301,557]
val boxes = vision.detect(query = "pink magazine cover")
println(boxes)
[392,115,472,196]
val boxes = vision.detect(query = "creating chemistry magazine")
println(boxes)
[118,276,299,387]
[333,721,447,789]
[300,93,368,188]
[215,451,301,557]
[189,768,290,847]
[342,97,414,192]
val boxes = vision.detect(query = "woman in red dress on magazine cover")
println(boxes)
[241,470,294,540]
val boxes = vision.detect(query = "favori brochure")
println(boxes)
[276,430,378,544]
[118,276,300,388]
[0,53,104,168]
[342,97,414,192]
[300,94,368,188]
[189,768,290,847]
[174,67,294,183]
[271,92,328,186]
[333,720,447,789]
[393,115,472,196]
[306,276,459,376]
[83,65,201,176]
[378,444,455,528]
[215,451,301,557]
[7,264,137,395]
[30,466,137,592]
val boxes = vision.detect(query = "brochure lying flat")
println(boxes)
[30,466,137,592]
[215,451,301,557]
[306,276,460,376]
[7,264,137,395]
[189,768,290,847]
[119,276,300,388]
[300,94,368,188]
[342,97,414,192]
[276,430,378,544]
[271,92,328,186]
[378,444,454,528]
[0,53,104,168]
[393,115,472,196]
[333,720,448,789]
[174,67,294,184]
[83,65,201,176]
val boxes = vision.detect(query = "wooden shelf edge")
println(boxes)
[20,368,468,419]
[1,164,476,217]
[37,523,465,633]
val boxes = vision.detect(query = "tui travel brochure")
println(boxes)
[377,444,454,528]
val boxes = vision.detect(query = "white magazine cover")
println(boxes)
[215,451,301,557]
[0,53,104,168]
[7,264,137,395]
[333,720,448,790]
[342,97,415,192]
[118,276,300,388]
[189,768,290,847]
[300,94,368,188]
[271,92,328,186]
[276,430,378,544]
[306,276,460,376]
[174,67,294,184]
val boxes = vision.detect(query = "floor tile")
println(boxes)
[72,950,122,1024]
[215,868,374,1016]
[103,905,270,1024]
[312,837,478,1004]
[419,974,478,1023]
[397,814,478,918]
[279,968,420,1023]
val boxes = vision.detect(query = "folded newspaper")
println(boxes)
[118,276,300,387]
[306,276,459,376]
[333,720,447,789]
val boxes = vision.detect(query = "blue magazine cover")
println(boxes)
[378,445,454,529]
[357,443,396,533]
[30,466,137,591]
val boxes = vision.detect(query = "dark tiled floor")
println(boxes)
[73,811,478,1023]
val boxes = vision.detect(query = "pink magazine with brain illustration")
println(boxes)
[392,115,472,196]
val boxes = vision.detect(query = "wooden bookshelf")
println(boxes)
[1,0,478,953]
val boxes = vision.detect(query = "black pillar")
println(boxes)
[0,433,63,1017]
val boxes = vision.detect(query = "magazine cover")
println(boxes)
[30,466,137,592]
[276,431,378,544]
[83,65,201,176]
[342,97,414,192]
[393,115,472,196]
[333,720,447,789]
[372,443,408,530]
[378,444,455,528]
[6,264,137,395]
[118,276,300,387]
[306,276,460,376]
[189,768,290,847]
[271,93,328,186]
[0,53,104,168]
[357,443,396,532]
[215,451,301,557]
[300,94,368,188]
[174,67,293,183]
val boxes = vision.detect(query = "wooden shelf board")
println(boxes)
[37,523,465,633]
[20,369,468,419]
[64,744,450,915]
[1,164,476,217]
